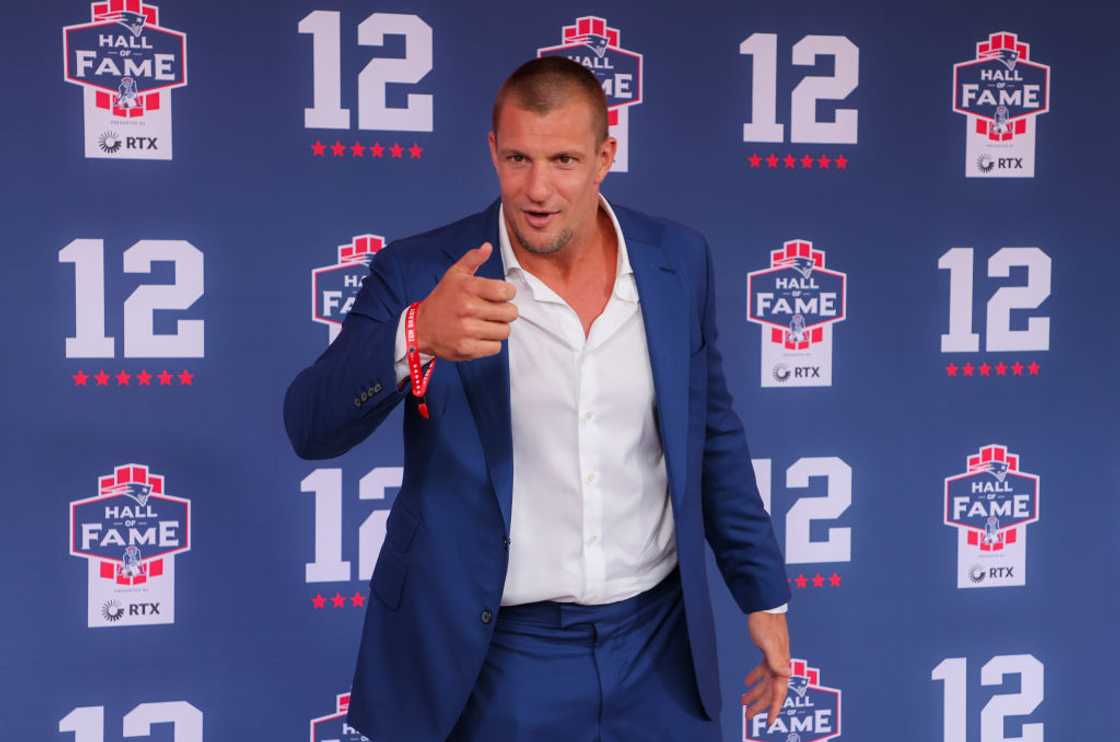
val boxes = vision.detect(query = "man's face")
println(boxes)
[488,97,616,255]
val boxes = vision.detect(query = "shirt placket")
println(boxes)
[577,340,606,602]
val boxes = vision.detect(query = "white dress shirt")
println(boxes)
[395,197,787,613]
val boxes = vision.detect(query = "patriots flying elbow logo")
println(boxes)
[107,10,148,37]
[581,33,610,58]
[788,676,810,698]
[981,460,1010,483]
[775,255,816,279]
[985,47,1019,71]
[106,481,154,506]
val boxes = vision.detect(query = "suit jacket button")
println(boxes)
[353,398,361,407]
[367,386,376,396]
[503,536,511,549]
[480,608,493,624]
[360,391,369,402]
[373,383,382,393]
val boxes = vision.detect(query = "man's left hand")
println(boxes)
[740,610,791,728]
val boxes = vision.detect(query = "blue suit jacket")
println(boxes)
[284,200,790,740]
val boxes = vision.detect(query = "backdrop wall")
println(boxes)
[5,0,1117,739]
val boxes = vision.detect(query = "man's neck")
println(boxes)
[510,205,617,287]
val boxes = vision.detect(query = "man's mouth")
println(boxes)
[522,209,557,229]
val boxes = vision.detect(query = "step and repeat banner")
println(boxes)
[4,0,1117,739]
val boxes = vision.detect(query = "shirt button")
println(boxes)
[585,472,596,483]
[480,608,493,624]
[581,411,593,422]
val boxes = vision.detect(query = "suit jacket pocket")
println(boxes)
[385,502,420,553]
[371,546,407,610]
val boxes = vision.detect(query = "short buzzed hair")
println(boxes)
[491,57,609,144]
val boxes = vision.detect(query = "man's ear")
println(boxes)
[595,136,618,184]
[488,130,499,171]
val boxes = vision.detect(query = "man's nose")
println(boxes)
[526,163,552,202]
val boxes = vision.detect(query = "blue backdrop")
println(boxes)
[4,0,1117,739]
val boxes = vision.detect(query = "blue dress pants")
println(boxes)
[447,565,722,741]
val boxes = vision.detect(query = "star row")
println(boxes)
[312,140,424,159]
[790,572,843,589]
[945,361,1040,377]
[747,153,849,170]
[312,592,366,609]
[72,369,194,386]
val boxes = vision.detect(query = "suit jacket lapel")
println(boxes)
[446,202,515,534]
[622,213,689,512]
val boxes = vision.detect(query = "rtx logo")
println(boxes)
[772,364,822,383]
[976,154,1024,172]
[96,132,159,154]
[129,602,162,616]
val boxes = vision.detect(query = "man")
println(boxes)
[284,57,791,741]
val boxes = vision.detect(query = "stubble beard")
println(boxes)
[511,223,574,256]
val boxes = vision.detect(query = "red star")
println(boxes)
[811,573,825,588]
[178,369,194,386]
[389,143,404,158]
[766,153,779,168]
[747,153,761,168]
[115,369,131,386]
[350,592,366,607]
[311,593,326,609]
[828,572,842,587]
[817,154,831,169]
[946,363,958,377]
[350,141,366,157]
[73,369,89,386]
[995,362,1008,376]
[979,362,991,377]
[1028,361,1040,375]
[330,140,346,157]
[370,142,384,158]
[962,362,975,377]
[94,370,110,386]
[158,369,173,385]
[800,154,814,169]
[783,154,796,169]
[408,143,423,159]
[311,140,326,157]
[331,592,346,608]
[1011,361,1024,376]
[835,154,848,169]
[136,369,152,385]
[794,574,808,589]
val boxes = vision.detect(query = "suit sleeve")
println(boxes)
[283,245,410,460]
[697,238,792,614]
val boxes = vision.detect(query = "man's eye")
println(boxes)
[508,154,525,162]
[558,155,573,165]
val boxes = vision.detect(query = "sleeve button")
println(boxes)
[480,608,493,624]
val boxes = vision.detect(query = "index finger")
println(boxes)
[767,676,788,727]
[468,276,516,303]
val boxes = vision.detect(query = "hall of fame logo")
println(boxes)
[944,444,1039,589]
[69,464,191,627]
[538,16,642,173]
[747,240,847,388]
[953,31,1049,178]
[311,234,385,344]
[743,658,842,742]
[63,0,188,159]
[310,693,368,742]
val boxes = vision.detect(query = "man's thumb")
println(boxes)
[455,242,492,275]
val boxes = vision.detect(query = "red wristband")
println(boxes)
[405,302,435,419]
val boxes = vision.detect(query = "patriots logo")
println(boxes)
[776,255,815,279]
[980,460,1010,483]
[580,33,610,59]
[107,10,147,38]
[985,47,1019,71]
[106,481,153,506]
[788,675,810,698]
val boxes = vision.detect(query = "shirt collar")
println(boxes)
[498,194,637,304]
